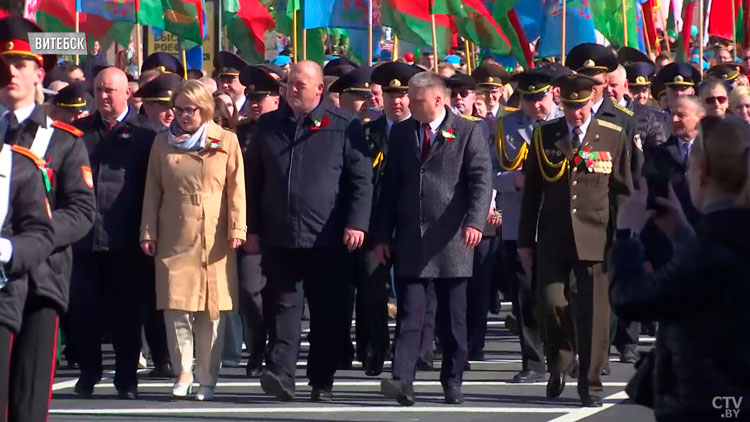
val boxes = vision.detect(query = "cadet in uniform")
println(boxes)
[496,69,563,383]
[518,74,633,407]
[141,52,185,78]
[473,63,512,125]
[706,62,746,88]
[329,66,374,120]
[48,81,91,123]
[0,17,97,421]
[217,51,251,119]
[236,64,283,377]
[657,62,702,112]
[133,73,182,133]
[357,62,424,376]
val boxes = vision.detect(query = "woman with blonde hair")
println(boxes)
[729,85,750,123]
[140,80,246,401]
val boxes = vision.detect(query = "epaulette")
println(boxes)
[461,114,481,122]
[51,120,84,137]
[613,102,634,116]
[598,119,623,132]
[10,145,45,168]
[504,106,518,112]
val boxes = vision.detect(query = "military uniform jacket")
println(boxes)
[246,99,373,249]
[628,99,669,150]
[236,118,256,155]
[374,108,493,278]
[8,106,95,312]
[363,115,389,232]
[518,117,633,263]
[75,108,156,252]
[0,147,54,332]
[597,98,644,185]
[495,107,563,241]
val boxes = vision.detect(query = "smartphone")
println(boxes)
[644,148,674,210]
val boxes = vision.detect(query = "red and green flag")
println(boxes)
[381,0,455,57]
[492,0,533,68]
[137,0,204,43]
[675,0,696,61]
[223,0,275,63]
[38,0,133,49]
[434,0,511,57]
[590,0,640,48]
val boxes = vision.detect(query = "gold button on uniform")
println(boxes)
[572,194,578,200]
[572,208,577,214]
[572,180,578,186]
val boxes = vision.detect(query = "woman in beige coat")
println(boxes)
[140,80,246,401]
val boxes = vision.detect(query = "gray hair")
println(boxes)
[409,71,450,97]
[607,65,627,83]
[675,95,706,117]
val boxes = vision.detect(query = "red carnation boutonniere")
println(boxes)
[441,128,456,143]
[119,127,132,141]
[205,138,223,151]
[311,115,331,131]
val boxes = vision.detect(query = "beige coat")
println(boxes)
[140,121,246,320]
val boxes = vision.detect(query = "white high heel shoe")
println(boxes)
[172,377,194,397]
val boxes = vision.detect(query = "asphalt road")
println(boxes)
[49,305,656,422]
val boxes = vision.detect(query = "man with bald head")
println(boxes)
[246,60,373,402]
[71,66,158,399]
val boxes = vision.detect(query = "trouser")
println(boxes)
[609,312,640,355]
[466,238,498,357]
[8,296,57,422]
[164,310,225,387]
[0,326,14,422]
[538,259,609,400]
[140,257,170,368]
[392,280,436,363]
[68,251,146,392]
[502,240,545,373]
[392,277,467,387]
[261,247,353,389]
[222,311,244,363]
[341,275,356,367]
[237,251,266,366]
[354,248,390,370]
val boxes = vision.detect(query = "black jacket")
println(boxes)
[246,99,373,249]
[75,108,156,252]
[9,106,95,312]
[0,147,55,332]
[598,98,643,186]
[629,99,670,150]
[610,208,750,421]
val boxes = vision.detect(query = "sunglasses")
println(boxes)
[451,89,474,98]
[704,96,728,105]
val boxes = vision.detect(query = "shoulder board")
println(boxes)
[598,119,623,132]
[51,120,84,137]
[461,114,481,122]
[613,103,634,116]
[236,118,253,126]
[10,145,45,167]
[326,107,351,120]
[504,106,518,112]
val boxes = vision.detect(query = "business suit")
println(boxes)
[375,107,492,394]
[495,107,563,377]
[518,116,633,403]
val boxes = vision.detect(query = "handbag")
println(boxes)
[625,347,656,408]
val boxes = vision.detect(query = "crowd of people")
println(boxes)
[1,13,750,422]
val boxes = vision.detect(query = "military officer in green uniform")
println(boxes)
[518,74,633,408]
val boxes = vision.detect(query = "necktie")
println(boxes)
[682,142,691,165]
[571,126,583,150]
[421,123,431,162]
[106,119,118,131]
[5,113,19,145]
[486,111,495,122]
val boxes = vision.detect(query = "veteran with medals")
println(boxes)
[518,74,633,408]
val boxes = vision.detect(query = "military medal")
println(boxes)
[574,146,612,174]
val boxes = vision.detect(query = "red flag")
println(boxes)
[708,0,741,41]
[681,1,695,58]
[642,0,661,53]
[507,8,534,68]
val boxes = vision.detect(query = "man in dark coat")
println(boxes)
[374,71,492,406]
[70,67,157,399]
[217,51,251,119]
[245,61,373,402]
[518,74,633,408]
[0,17,96,422]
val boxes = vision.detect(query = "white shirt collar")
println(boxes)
[427,108,446,133]
[491,103,500,117]
[566,115,593,140]
[236,95,246,114]
[679,137,695,147]
[618,97,628,107]
[12,102,36,125]
[592,97,605,114]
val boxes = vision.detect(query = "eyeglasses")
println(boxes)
[173,106,200,117]
[704,96,728,105]
[451,89,474,98]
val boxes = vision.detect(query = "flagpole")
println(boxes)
[368,0,373,65]
[392,35,398,61]
[561,0,567,64]
[643,18,653,57]
[430,15,438,72]
[75,11,80,65]
[622,0,628,46]
[657,7,671,54]
[699,0,704,77]
[293,9,298,63]
[181,45,188,79]
[732,0,738,60]
[136,24,143,70]
[465,39,471,75]
[303,29,307,60]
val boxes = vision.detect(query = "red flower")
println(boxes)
[311,115,331,131]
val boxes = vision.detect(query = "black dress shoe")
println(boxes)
[145,363,174,379]
[467,351,485,361]
[416,359,434,371]
[546,373,566,399]
[260,369,295,401]
[311,387,333,402]
[117,389,138,400]
[510,369,546,383]
[74,379,96,397]
[246,364,263,378]
[489,290,501,314]
[620,350,638,364]
[337,359,353,370]
[504,314,519,335]
[380,378,400,399]
[396,381,416,406]
[602,363,611,376]
[581,396,603,407]
[463,361,471,371]
[444,386,464,404]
